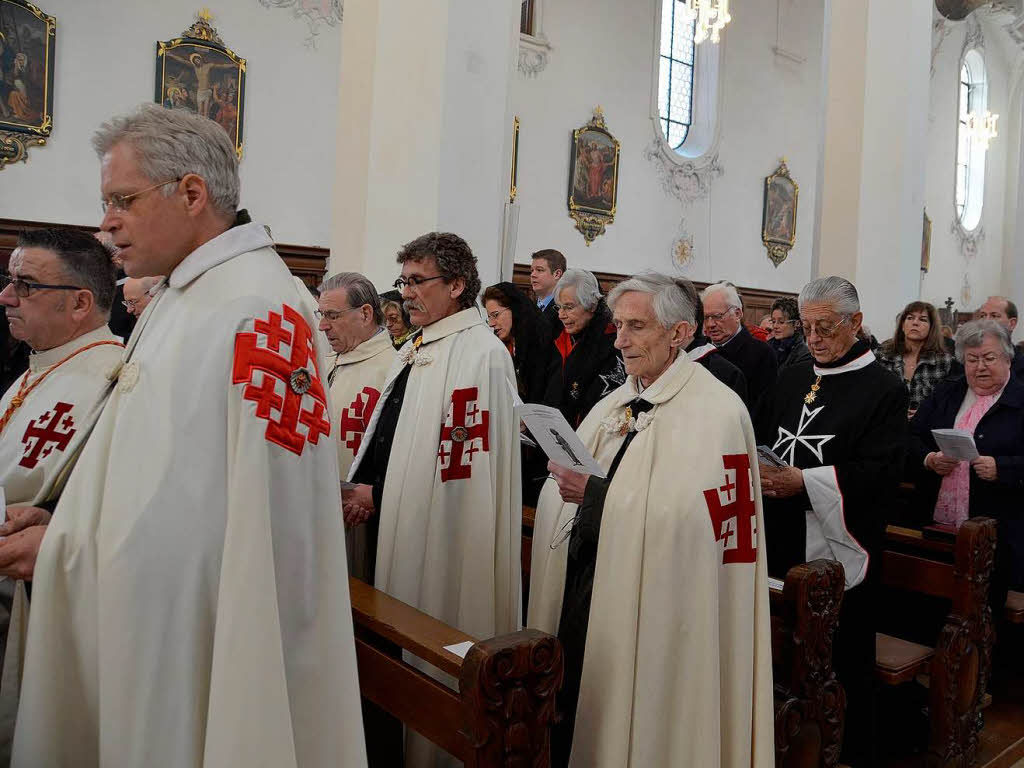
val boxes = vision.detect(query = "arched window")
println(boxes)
[657,0,696,151]
[955,49,987,231]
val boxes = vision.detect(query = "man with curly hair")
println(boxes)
[347,232,522,764]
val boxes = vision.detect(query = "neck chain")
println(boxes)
[804,375,822,405]
[0,340,124,435]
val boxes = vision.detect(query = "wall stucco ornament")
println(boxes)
[951,217,984,261]
[518,34,550,77]
[643,139,723,206]
[257,0,343,48]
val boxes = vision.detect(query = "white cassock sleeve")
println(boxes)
[803,465,869,589]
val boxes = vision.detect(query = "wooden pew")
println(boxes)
[878,517,998,768]
[350,577,563,766]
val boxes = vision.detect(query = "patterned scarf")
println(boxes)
[933,393,997,526]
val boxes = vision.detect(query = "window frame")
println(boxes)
[954,48,987,233]
[657,2,697,150]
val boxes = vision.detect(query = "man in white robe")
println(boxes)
[529,273,774,768]
[12,104,366,768]
[317,271,397,581]
[347,232,521,763]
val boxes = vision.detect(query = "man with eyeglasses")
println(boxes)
[756,276,908,767]
[11,105,367,768]
[316,271,396,583]
[347,231,521,765]
[121,275,162,319]
[701,282,778,416]
[975,295,1024,377]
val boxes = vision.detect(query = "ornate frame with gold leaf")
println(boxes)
[0,0,56,171]
[155,11,246,160]
[762,159,799,267]
[567,108,620,246]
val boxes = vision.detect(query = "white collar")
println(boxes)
[419,306,485,345]
[167,222,274,289]
[813,348,876,377]
[687,343,717,362]
[29,325,122,372]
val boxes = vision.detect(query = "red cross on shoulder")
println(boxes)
[232,304,331,456]
[20,402,77,469]
[437,387,490,482]
[703,453,757,564]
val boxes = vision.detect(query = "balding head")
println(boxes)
[978,296,1018,333]
[123,276,162,317]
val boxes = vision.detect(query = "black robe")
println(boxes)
[716,325,778,416]
[757,340,907,766]
[540,298,564,338]
[687,335,749,409]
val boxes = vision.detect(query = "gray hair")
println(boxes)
[318,272,384,325]
[92,104,240,218]
[798,276,860,317]
[555,268,602,311]
[954,318,1014,363]
[700,282,742,310]
[607,272,696,329]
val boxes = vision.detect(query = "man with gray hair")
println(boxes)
[756,275,907,767]
[121,275,162,318]
[530,271,773,767]
[701,281,777,416]
[317,271,396,581]
[12,105,367,767]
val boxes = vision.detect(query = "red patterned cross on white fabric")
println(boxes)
[703,453,757,564]
[19,401,76,469]
[437,387,489,482]
[232,304,331,456]
[339,386,381,455]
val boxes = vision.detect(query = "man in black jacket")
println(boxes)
[530,249,566,337]
[702,281,777,416]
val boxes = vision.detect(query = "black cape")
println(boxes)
[716,325,778,416]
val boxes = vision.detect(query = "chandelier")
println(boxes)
[678,0,731,45]
[966,110,998,148]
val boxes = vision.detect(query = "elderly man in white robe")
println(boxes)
[530,272,774,768]
[318,271,397,581]
[11,104,366,768]
[347,231,521,765]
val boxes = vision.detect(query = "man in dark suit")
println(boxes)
[977,295,1024,377]
[530,249,566,338]
[702,281,777,416]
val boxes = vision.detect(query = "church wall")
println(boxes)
[509,0,825,302]
[0,1,341,248]
[921,16,1017,328]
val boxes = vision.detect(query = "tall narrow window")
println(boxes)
[955,49,987,231]
[521,0,535,36]
[658,0,696,151]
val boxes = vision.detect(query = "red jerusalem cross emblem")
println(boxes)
[703,453,757,564]
[232,304,331,456]
[20,402,76,469]
[340,386,381,455]
[437,387,489,482]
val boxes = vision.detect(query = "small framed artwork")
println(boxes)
[155,10,246,159]
[510,115,519,204]
[921,208,932,273]
[0,0,56,170]
[568,107,620,246]
[762,158,799,267]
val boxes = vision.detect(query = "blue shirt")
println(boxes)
[537,295,554,310]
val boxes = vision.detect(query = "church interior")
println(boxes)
[3,0,1024,767]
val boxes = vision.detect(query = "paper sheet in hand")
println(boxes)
[515,403,606,478]
[931,428,979,461]
[757,445,789,468]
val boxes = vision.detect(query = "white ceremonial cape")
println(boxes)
[12,223,366,768]
[328,329,397,580]
[350,306,521,639]
[0,325,123,507]
[529,353,774,768]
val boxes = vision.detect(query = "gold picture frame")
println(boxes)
[0,0,56,170]
[155,10,246,160]
[568,107,620,246]
[510,116,519,204]
[921,208,932,273]
[762,158,799,267]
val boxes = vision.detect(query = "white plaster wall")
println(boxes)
[510,0,824,294]
[921,16,1015,323]
[0,1,340,247]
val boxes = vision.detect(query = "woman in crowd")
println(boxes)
[878,301,953,414]
[544,269,625,428]
[767,297,811,373]
[482,282,560,505]
[378,290,417,349]
[909,319,1024,609]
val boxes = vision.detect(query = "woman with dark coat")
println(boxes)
[909,319,1024,609]
[767,297,812,373]
[543,269,625,428]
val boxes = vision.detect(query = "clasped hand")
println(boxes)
[0,505,52,581]
[341,483,376,528]
[925,451,997,481]
[759,464,804,499]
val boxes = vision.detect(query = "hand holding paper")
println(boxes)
[931,429,979,461]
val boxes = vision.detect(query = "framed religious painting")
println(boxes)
[155,10,246,159]
[567,107,620,246]
[762,158,799,267]
[0,0,56,171]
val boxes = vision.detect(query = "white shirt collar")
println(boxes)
[813,348,876,377]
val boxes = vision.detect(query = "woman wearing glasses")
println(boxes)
[767,297,812,373]
[908,319,1024,611]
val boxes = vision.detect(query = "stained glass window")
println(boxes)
[658,1,696,151]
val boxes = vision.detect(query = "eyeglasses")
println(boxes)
[704,309,738,324]
[964,353,1003,366]
[122,298,141,311]
[486,308,510,322]
[101,178,182,214]
[315,307,363,322]
[393,275,445,291]
[800,317,849,339]
[0,272,83,298]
